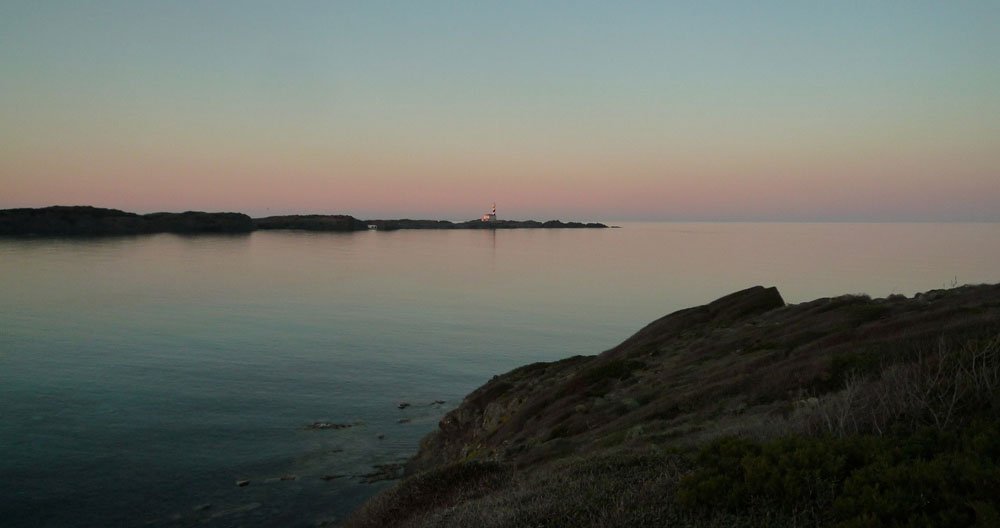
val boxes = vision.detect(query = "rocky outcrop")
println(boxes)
[407,284,1000,474]
[346,284,1000,527]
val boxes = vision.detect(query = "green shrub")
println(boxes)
[815,350,881,391]
[557,359,645,399]
[579,359,644,385]
[848,303,892,324]
[677,421,1000,527]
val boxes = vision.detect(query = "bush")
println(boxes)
[578,359,644,385]
[557,359,645,398]
[677,420,1000,527]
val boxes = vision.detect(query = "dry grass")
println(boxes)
[802,334,1000,436]
[344,450,694,528]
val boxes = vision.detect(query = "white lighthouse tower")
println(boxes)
[480,203,497,222]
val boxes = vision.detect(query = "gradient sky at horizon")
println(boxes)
[2,2,998,221]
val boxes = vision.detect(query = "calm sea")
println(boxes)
[2,223,999,527]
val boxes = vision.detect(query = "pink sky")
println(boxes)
[2,3,998,221]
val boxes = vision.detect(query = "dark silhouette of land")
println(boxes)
[0,206,607,235]
[347,284,1000,527]
[0,206,254,235]
[256,215,607,231]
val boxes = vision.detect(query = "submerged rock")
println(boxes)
[359,463,405,483]
[304,421,359,430]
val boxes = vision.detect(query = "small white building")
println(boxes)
[481,203,497,222]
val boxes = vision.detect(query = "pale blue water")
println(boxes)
[2,223,999,526]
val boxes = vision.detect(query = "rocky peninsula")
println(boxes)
[346,284,1000,527]
[0,207,607,236]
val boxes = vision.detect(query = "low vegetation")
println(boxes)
[679,420,1000,527]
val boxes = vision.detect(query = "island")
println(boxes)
[0,206,608,236]
[254,215,608,231]
[345,283,1000,527]
[0,206,255,236]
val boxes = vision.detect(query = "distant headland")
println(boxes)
[0,206,608,236]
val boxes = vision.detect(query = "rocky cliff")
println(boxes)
[347,284,1000,527]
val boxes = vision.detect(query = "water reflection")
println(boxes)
[0,223,998,527]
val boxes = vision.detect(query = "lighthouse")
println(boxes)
[480,203,497,222]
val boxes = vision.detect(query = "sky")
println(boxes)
[1,1,998,221]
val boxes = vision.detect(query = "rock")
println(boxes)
[408,284,1000,474]
[305,421,355,430]
[397,418,412,424]
[194,503,212,512]
[279,475,297,481]
[236,480,250,487]
[359,463,405,483]
[208,502,261,520]
[320,474,345,481]
[432,400,446,405]
[376,433,385,440]
[397,402,411,409]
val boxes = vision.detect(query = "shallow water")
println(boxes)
[1,223,998,526]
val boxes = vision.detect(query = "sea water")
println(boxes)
[2,223,998,527]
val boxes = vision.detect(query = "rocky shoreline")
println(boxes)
[345,283,1000,527]
[0,206,607,236]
